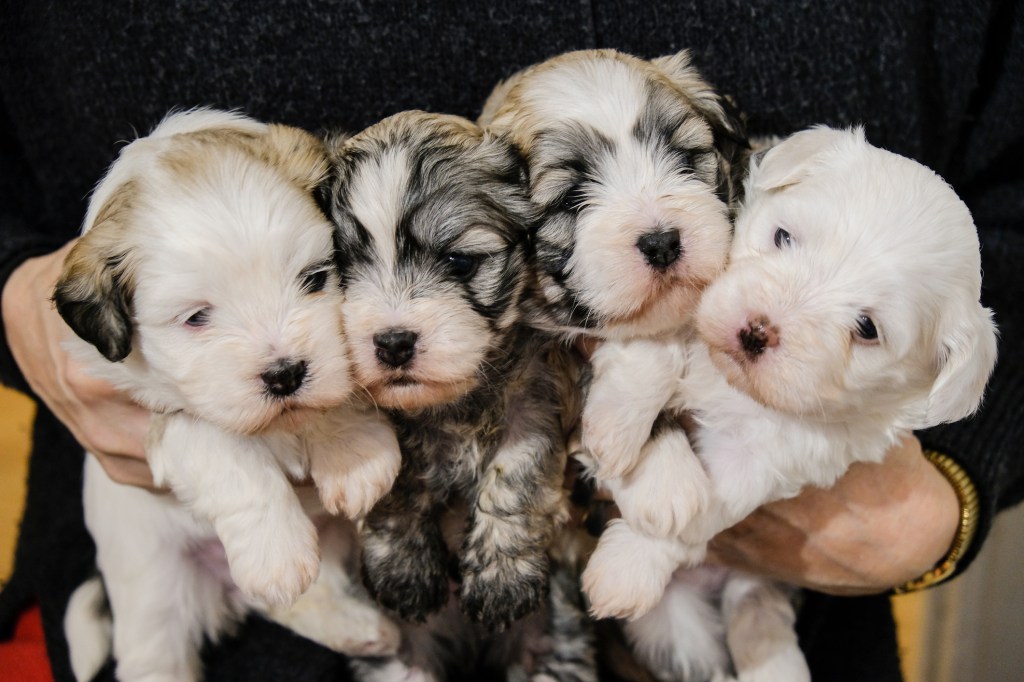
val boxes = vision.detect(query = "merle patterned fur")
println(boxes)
[319,111,572,633]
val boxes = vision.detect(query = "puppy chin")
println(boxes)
[600,282,708,339]
[368,377,479,411]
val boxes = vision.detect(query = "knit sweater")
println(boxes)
[0,1,1021,680]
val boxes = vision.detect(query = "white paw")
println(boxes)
[736,645,810,682]
[582,521,681,621]
[318,452,400,519]
[223,509,320,607]
[614,432,710,538]
[267,584,402,657]
[581,401,650,479]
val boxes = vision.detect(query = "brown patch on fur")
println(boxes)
[58,180,138,303]
[159,125,329,194]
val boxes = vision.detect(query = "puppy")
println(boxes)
[481,48,747,546]
[586,127,998,680]
[55,109,402,681]
[319,110,594,680]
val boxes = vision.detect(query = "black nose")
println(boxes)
[636,229,682,269]
[738,316,779,360]
[261,359,307,396]
[374,330,418,368]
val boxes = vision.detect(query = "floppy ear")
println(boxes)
[751,126,860,192]
[52,183,137,362]
[925,299,998,424]
[262,124,330,193]
[651,50,749,205]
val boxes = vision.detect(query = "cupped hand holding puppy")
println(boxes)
[2,241,153,488]
[706,434,960,595]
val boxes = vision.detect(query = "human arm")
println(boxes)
[706,434,961,595]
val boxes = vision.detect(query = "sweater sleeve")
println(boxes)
[916,0,1024,577]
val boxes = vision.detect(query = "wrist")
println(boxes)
[892,450,979,594]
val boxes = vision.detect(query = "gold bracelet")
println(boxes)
[892,450,980,594]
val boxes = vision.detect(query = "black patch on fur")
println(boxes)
[53,261,134,362]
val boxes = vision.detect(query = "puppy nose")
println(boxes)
[374,330,418,368]
[261,359,307,396]
[738,316,779,359]
[636,229,682,269]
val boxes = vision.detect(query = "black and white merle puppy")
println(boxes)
[319,110,572,638]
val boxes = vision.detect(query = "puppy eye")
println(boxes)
[445,253,479,281]
[301,269,329,294]
[854,314,879,343]
[774,228,793,249]
[185,308,211,328]
[557,184,586,214]
[671,147,692,170]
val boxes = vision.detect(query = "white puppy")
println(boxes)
[55,109,402,681]
[584,127,998,680]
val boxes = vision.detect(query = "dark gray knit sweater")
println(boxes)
[1,1,1021,680]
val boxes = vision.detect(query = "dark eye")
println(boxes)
[558,183,586,214]
[855,314,879,342]
[301,269,329,294]
[445,253,479,281]
[671,147,693,170]
[774,228,793,249]
[185,308,210,328]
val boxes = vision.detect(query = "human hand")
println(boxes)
[706,434,960,595]
[2,242,154,488]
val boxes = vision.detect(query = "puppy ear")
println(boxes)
[751,126,861,192]
[925,299,998,424]
[53,183,137,362]
[262,124,330,193]
[651,50,749,205]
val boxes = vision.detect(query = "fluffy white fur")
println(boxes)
[583,127,997,680]
[58,109,402,681]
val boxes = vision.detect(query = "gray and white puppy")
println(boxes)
[318,111,570,637]
[480,49,747,517]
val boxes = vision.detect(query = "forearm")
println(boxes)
[707,435,961,596]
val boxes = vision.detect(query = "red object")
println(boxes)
[0,605,54,681]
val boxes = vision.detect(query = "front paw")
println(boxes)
[459,550,548,630]
[223,511,320,607]
[317,451,401,519]
[581,404,649,480]
[614,430,710,538]
[581,520,680,621]
[361,521,450,622]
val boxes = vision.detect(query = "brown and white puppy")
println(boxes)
[57,109,402,682]
[319,110,595,681]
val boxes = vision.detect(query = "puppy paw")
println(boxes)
[581,405,649,479]
[266,583,402,657]
[736,645,810,682]
[581,521,681,621]
[614,430,710,538]
[224,510,320,607]
[360,521,450,622]
[317,453,401,519]
[459,551,548,631]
